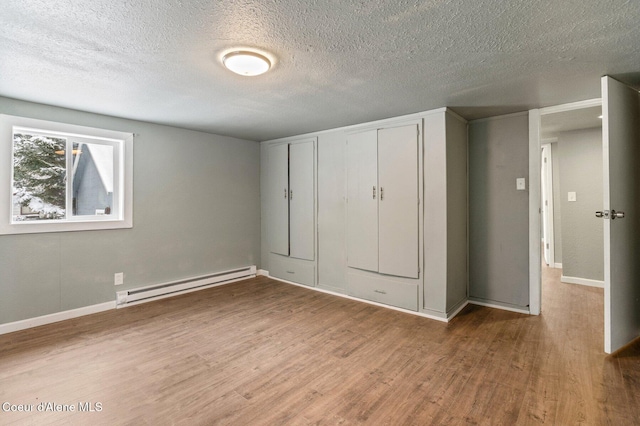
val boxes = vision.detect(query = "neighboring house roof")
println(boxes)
[83,144,114,193]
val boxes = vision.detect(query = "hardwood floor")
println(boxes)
[1,269,639,425]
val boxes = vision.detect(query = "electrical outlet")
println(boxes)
[568,191,577,202]
[516,178,526,191]
[114,272,124,286]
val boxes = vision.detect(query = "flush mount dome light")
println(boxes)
[222,51,271,76]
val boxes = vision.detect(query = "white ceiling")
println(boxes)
[541,106,602,140]
[1,0,639,141]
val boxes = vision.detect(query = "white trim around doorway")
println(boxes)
[528,98,602,316]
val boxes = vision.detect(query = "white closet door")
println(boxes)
[289,141,315,260]
[346,130,379,272]
[269,143,290,256]
[378,125,419,279]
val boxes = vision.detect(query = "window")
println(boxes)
[1,115,133,234]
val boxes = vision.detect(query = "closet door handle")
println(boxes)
[373,186,376,199]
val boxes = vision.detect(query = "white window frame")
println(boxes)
[0,114,133,234]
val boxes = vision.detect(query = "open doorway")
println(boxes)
[535,100,604,312]
[531,78,640,353]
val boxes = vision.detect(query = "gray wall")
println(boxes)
[551,142,563,264]
[260,143,270,272]
[557,127,603,281]
[0,97,261,325]
[468,113,530,308]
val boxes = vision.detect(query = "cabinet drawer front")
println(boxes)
[269,254,316,287]
[347,271,418,311]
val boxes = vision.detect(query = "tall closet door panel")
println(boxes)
[289,141,315,260]
[346,130,379,272]
[378,125,419,279]
[269,143,290,256]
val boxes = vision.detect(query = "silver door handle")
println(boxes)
[595,210,609,218]
[611,210,625,220]
[373,186,376,199]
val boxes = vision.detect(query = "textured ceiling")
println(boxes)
[1,0,639,141]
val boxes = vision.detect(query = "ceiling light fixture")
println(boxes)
[222,51,271,76]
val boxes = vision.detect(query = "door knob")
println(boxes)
[611,210,625,220]
[595,210,625,219]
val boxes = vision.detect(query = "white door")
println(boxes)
[378,125,419,279]
[289,141,315,260]
[269,143,289,256]
[602,76,640,354]
[346,130,378,272]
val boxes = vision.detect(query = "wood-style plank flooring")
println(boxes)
[1,266,639,425]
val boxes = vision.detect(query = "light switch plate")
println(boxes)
[568,192,577,202]
[114,272,124,285]
[516,178,526,191]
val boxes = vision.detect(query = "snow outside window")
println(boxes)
[0,115,133,235]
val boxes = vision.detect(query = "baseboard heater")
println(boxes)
[116,265,256,308]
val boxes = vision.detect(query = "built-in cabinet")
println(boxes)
[345,123,421,311]
[261,108,468,320]
[266,138,316,286]
[347,125,419,279]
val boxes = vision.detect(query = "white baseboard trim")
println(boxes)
[554,263,563,269]
[267,275,451,323]
[561,275,604,288]
[467,299,530,315]
[257,269,269,277]
[0,301,116,336]
[447,300,470,320]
